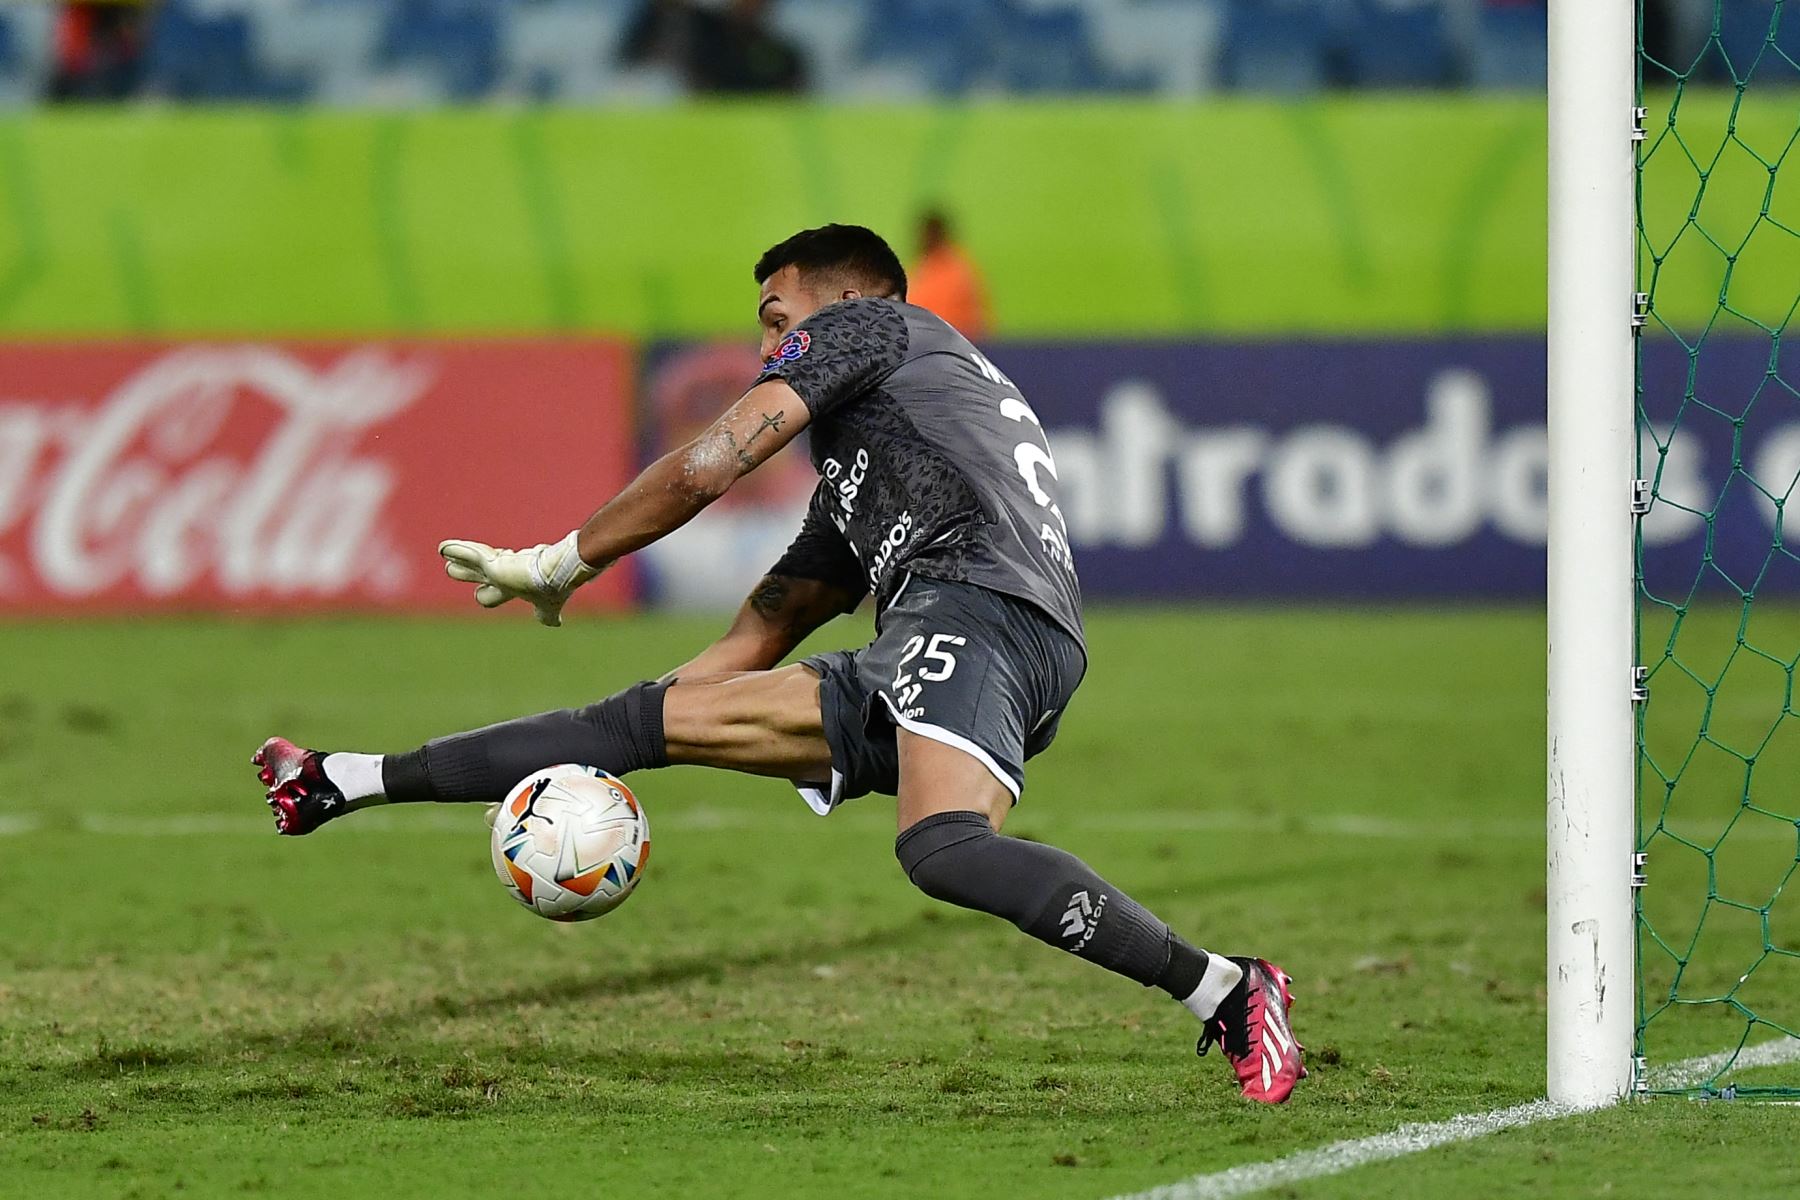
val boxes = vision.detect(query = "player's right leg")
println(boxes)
[255,666,833,835]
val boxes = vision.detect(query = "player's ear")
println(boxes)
[838,288,862,301]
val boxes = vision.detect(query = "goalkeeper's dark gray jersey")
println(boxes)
[756,297,1084,649]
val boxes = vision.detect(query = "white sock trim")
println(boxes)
[322,752,386,802]
[1180,955,1245,1022]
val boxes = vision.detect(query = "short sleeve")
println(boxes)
[768,487,869,601]
[755,298,909,418]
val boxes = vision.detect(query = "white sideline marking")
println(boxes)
[1107,1039,1800,1200]
[0,808,1791,845]
[0,808,1546,840]
[0,807,758,838]
[1649,1036,1800,1090]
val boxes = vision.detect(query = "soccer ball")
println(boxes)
[490,764,650,922]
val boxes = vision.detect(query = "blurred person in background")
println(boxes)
[1636,0,1693,72]
[620,0,807,95]
[46,0,152,102]
[906,208,989,340]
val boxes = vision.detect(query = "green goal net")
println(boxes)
[1635,0,1800,1097]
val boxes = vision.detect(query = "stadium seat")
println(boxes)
[991,4,1108,92]
[502,0,633,102]
[1086,0,1224,95]
[0,0,1602,104]
[0,6,50,106]
[376,0,503,102]
[1470,2,1546,90]
[252,0,387,104]
[1717,0,1800,84]
[0,15,24,108]
[1342,0,1454,88]
[146,0,306,101]
[858,0,1004,95]
[770,0,872,96]
[1220,0,1336,92]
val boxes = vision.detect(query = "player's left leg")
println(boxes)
[858,575,1306,1103]
[890,731,1301,1102]
[892,730,1305,1104]
[256,666,836,834]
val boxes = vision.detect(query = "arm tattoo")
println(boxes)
[729,412,787,470]
[718,430,751,471]
[749,575,790,620]
[748,411,787,442]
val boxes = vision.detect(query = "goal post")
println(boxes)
[1546,0,1639,1107]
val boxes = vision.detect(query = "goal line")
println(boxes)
[1105,1038,1800,1200]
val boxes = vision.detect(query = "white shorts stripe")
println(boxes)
[878,693,1023,800]
[793,768,846,816]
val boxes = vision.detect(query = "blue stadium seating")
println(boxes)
[1343,0,1453,89]
[992,4,1109,93]
[1220,0,1336,92]
[0,0,1576,107]
[1717,0,1800,83]
[1471,2,1546,90]
[377,0,504,101]
[768,0,870,95]
[858,0,1001,94]
[0,6,49,104]
[147,1,307,102]
[1085,0,1223,95]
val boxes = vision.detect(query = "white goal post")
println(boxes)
[1546,0,1638,1107]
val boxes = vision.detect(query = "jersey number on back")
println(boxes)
[971,351,1075,573]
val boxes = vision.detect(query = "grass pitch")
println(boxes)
[2,606,1797,1199]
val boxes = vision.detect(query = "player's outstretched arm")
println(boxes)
[571,380,811,570]
[662,573,862,682]
[439,380,811,626]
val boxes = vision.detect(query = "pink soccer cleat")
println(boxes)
[252,737,346,836]
[1198,957,1306,1104]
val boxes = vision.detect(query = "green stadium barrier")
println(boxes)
[0,97,1769,340]
[0,99,1567,338]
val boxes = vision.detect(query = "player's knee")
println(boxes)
[894,810,995,904]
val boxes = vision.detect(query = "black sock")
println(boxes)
[895,810,1211,996]
[1157,933,1211,1000]
[382,681,669,804]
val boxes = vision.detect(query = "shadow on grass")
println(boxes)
[41,910,972,1083]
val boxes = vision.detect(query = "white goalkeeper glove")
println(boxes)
[438,531,600,628]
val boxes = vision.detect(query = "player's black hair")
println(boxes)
[754,224,908,301]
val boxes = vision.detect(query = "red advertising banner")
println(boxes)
[0,340,637,613]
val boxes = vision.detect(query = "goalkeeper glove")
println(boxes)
[438,531,600,628]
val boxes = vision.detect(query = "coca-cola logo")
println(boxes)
[0,346,431,601]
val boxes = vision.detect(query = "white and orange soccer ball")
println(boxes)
[490,764,650,922]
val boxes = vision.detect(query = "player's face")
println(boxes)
[757,265,858,359]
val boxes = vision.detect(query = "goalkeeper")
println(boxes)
[252,224,1305,1104]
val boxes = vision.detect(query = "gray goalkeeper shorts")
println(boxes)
[795,576,1085,814]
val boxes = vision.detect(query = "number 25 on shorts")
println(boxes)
[893,633,966,716]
